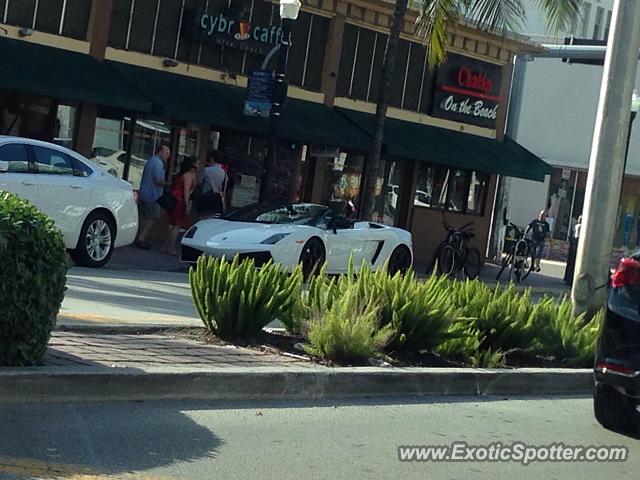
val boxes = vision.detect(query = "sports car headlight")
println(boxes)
[260,233,291,244]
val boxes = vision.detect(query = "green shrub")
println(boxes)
[450,282,537,353]
[303,283,394,362]
[286,263,339,334]
[469,349,506,368]
[296,262,456,353]
[189,255,302,338]
[531,297,603,367]
[0,191,67,366]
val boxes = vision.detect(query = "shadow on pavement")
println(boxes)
[0,401,223,478]
[64,274,196,319]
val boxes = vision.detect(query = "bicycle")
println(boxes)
[496,223,535,283]
[431,210,484,280]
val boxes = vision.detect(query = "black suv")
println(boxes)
[594,254,640,434]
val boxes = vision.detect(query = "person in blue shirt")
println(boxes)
[135,145,170,249]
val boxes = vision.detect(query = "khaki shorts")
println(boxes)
[138,200,162,221]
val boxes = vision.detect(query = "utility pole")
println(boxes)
[572,0,640,316]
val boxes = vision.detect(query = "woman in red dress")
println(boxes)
[165,157,199,255]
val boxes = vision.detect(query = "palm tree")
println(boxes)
[360,0,583,221]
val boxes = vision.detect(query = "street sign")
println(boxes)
[245,70,275,117]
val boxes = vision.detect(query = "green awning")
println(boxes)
[0,37,152,112]
[337,108,552,182]
[107,62,371,151]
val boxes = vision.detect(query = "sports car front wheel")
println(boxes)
[299,237,326,280]
[388,245,412,276]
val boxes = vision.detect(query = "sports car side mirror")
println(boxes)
[326,217,338,234]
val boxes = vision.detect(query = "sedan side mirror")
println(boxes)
[0,160,8,173]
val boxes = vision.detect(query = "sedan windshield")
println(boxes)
[223,203,329,225]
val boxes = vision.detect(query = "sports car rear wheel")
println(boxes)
[299,237,326,280]
[388,246,412,276]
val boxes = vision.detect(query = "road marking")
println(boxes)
[0,456,174,479]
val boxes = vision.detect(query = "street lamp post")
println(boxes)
[259,0,301,202]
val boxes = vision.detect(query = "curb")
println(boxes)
[54,324,191,335]
[0,366,594,403]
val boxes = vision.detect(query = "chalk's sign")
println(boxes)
[431,54,503,129]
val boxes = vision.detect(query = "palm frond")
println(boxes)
[532,0,583,33]
[465,0,525,32]
[415,0,463,67]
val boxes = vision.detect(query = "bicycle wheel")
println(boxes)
[509,256,522,283]
[438,244,456,276]
[520,249,535,282]
[509,240,527,283]
[496,252,511,280]
[463,247,483,279]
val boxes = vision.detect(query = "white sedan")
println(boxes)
[181,203,413,277]
[0,136,138,268]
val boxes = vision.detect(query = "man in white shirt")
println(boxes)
[197,151,228,216]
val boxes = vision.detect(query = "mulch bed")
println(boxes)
[164,327,572,369]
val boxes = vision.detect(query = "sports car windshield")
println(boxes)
[223,203,328,225]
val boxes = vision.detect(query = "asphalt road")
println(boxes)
[0,396,637,479]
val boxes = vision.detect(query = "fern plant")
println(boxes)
[329,262,457,352]
[303,283,395,362]
[189,255,303,338]
[531,297,603,367]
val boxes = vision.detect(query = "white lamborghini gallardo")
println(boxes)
[181,202,413,277]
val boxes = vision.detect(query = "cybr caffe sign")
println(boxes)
[431,54,503,129]
[185,10,283,55]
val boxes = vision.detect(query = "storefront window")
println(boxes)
[91,115,128,181]
[54,104,77,148]
[467,172,489,215]
[174,127,199,176]
[373,160,404,225]
[546,169,585,241]
[414,166,434,207]
[320,153,364,213]
[415,163,488,215]
[219,132,265,209]
[431,167,450,209]
[91,114,172,190]
[448,169,469,213]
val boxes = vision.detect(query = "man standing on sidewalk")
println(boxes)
[196,151,228,218]
[528,210,551,272]
[135,145,170,249]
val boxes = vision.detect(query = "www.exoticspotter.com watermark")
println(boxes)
[398,442,628,465]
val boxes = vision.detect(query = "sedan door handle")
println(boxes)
[21,181,35,186]
[69,185,83,189]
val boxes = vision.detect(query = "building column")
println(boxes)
[321,16,346,107]
[87,0,115,61]
[74,0,115,157]
[74,103,98,158]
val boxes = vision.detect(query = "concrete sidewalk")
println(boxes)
[0,330,593,403]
